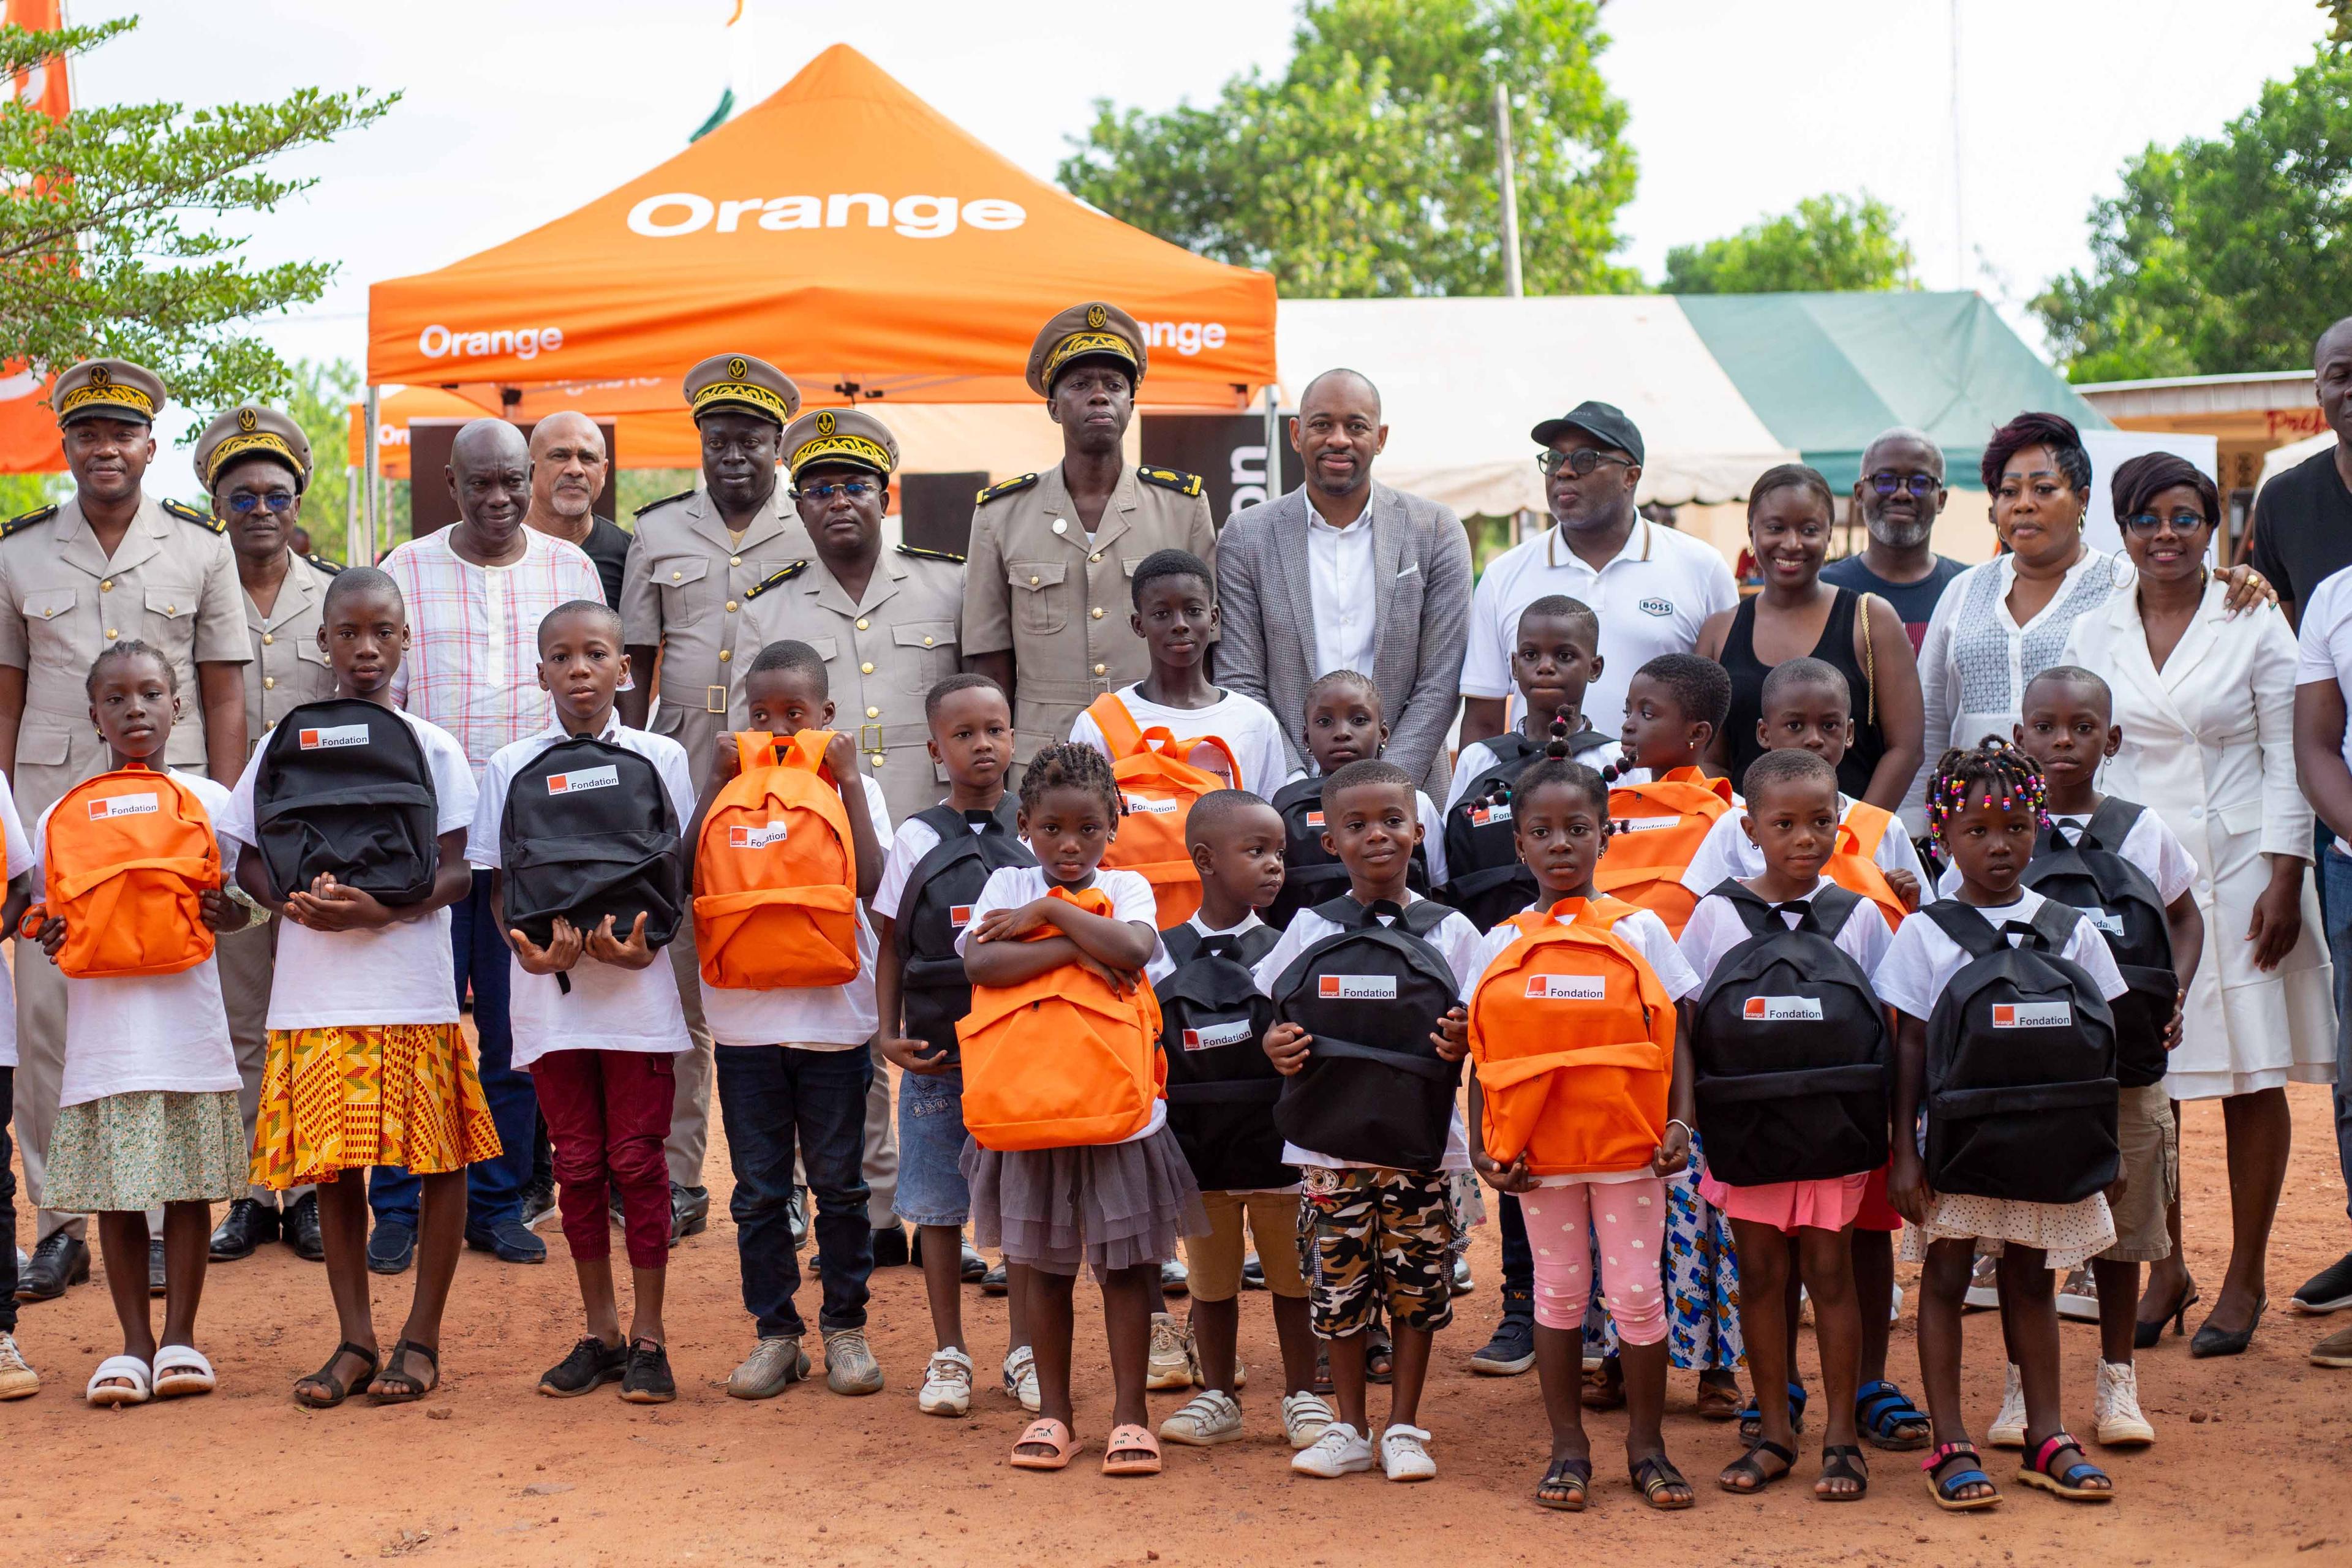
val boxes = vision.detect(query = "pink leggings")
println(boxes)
[1518,1178,1668,1346]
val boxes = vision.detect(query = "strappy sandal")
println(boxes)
[2018,1431,2113,1502]
[293,1341,381,1409]
[1923,1441,2000,1511]
[1101,1423,1163,1476]
[1855,1379,1930,1450]
[1536,1455,1593,1512]
[1630,1452,1694,1511]
[1364,1327,1394,1385]
[369,1338,439,1404]
[1738,1379,1806,1443]
[1817,1443,1869,1501]
[1009,1417,1076,1471]
[1719,1438,1795,1494]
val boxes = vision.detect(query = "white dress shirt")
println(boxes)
[1306,492,1380,679]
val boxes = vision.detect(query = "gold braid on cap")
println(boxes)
[205,432,302,489]
[791,434,892,476]
[1042,330,1137,385]
[691,379,792,423]
[57,382,155,418]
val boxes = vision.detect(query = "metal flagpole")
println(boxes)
[1262,385,1281,503]
[1494,81,1524,298]
[361,385,380,565]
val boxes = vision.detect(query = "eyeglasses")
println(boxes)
[800,480,878,501]
[1868,471,1940,497]
[2122,510,2211,535]
[1537,449,1632,478]
[225,492,297,515]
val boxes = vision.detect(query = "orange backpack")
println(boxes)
[1468,895,1676,1176]
[26,764,221,978]
[1596,766,1736,937]
[1825,800,1910,932]
[957,884,1166,1150]
[692,730,859,990]
[1084,693,1237,929]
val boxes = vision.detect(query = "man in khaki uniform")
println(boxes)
[195,404,339,1268]
[962,302,1217,764]
[619,353,807,1232]
[0,359,249,1300]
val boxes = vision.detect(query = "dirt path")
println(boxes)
[4,1083,2350,1567]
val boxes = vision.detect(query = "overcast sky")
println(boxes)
[66,0,2331,384]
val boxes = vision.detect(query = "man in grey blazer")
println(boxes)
[1214,369,1471,795]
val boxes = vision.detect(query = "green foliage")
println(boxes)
[0,471,66,517]
[616,470,696,524]
[1056,0,1637,297]
[1660,193,1915,295]
[2325,0,2352,46]
[0,17,396,437]
[2035,43,2352,381]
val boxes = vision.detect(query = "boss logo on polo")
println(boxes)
[298,724,369,751]
[1469,802,1512,826]
[546,766,619,796]
[88,792,157,819]
[1318,974,1395,1000]
[1181,1018,1254,1050]
[1992,1001,2071,1028]
[1124,795,1178,815]
[1638,597,1675,617]
[949,904,974,929]
[1526,974,1606,1000]
[1743,995,1823,1022]
[729,820,789,849]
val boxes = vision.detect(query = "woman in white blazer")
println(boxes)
[2064,453,2335,1360]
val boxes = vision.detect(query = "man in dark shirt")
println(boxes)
[522,410,634,608]
[2249,316,2352,631]
[1822,424,1968,650]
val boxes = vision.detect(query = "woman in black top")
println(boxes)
[1696,464,1924,807]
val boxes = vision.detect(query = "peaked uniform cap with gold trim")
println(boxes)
[1025,301,1148,397]
[53,358,165,428]
[194,403,312,493]
[782,406,898,480]
[684,352,802,428]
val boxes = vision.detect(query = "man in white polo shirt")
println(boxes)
[1459,401,1737,748]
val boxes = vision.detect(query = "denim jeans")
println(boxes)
[2323,845,2352,1221]
[370,871,535,1232]
[716,1043,873,1337]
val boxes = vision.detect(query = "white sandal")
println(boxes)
[151,1344,216,1398]
[85,1354,152,1407]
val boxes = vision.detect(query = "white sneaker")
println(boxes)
[1291,1420,1374,1477]
[1158,1389,1243,1446]
[1001,1346,1040,1412]
[0,1332,37,1400]
[1280,1390,1334,1449]
[2094,1359,2155,1447]
[2057,1266,2101,1323]
[1964,1255,2002,1310]
[917,1347,973,1417]
[1988,1362,2026,1448]
[1380,1423,1437,1482]
[1147,1311,1191,1390]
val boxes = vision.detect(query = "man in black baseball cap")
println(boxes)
[1529,399,1645,469]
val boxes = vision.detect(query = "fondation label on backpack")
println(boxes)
[1084,693,1234,929]
[958,884,1164,1151]
[31,764,221,978]
[502,734,682,954]
[1270,897,1461,1172]
[1921,899,2118,1205]
[1440,733,1545,933]
[1596,766,1733,937]
[1267,775,1430,932]
[1468,895,1674,1177]
[1158,921,1287,1189]
[695,729,858,990]
[2020,801,2175,1089]
[254,698,439,905]
[894,799,1033,1066]
[1690,881,1889,1186]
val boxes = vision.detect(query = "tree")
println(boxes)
[1660,193,1915,295]
[1056,0,1637,297]
[0,16,394,432]
[2035,44,2352,381]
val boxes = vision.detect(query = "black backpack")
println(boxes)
[1264,775,1431,932]
[1269,895,1463,1172]
[1158,921,1287,1190]
[1921,899,2119,1204]
[1441,726,1609,932]
[1690,881,1890,1186]
[500,735,684,973]
[892,801,1035,1066]
[2019,800,2176,1089]
[252,698,439,905]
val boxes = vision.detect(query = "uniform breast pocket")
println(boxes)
[894,620,959,693]
[1008,562,1066,636]
[142,584,199,653]
[21,586,77,657]
[650,555,711,628]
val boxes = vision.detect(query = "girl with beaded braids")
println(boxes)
[1876,737,2133,1509]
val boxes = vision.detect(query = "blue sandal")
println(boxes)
[1923,1441,2000,1511]
[1737,1379,1806,1443]
[2018,1431,2113,1502]
[1855,1379,1931,1450]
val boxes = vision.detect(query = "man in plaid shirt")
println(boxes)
[371,419,604,1272]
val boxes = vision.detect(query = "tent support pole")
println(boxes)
[1262,385,1281,504]
[361,385,380,565]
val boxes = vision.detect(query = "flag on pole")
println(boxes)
[0,0,71,473]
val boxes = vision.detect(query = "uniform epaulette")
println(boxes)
[1137,466,1205,499]
[632,487,696,519]
[164,497,225,534]
[976,473,1038,506]
[744,559,810,600]
[306,552,344,576]
[895,543,966,565]
[0,503,56,538]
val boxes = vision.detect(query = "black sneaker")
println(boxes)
[621,1339,677,1403]
[1468,1292,1537,1376]
[208,1198,279,1261]
[367,1218,416,1275]
[538,1335,627,1398]
[16,1231,89,1301]
[2295,1251,2352,1314]
[519,1175,559,1232]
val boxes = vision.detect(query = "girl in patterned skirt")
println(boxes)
[217,568,492,1406]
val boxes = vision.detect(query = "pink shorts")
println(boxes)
[1697,1168,1869,1234]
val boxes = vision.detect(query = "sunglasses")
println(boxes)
[1868,471,1940,497]
[2122,509,2211,536]
[1538,449,1632,478]
[800,480,878,501]
[226,492,298,515]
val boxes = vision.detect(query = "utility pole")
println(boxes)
[1493,80,1524,297]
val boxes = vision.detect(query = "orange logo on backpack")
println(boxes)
[31,766,221,978]
[1082,694,1238,929]
[693,730,859,990]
